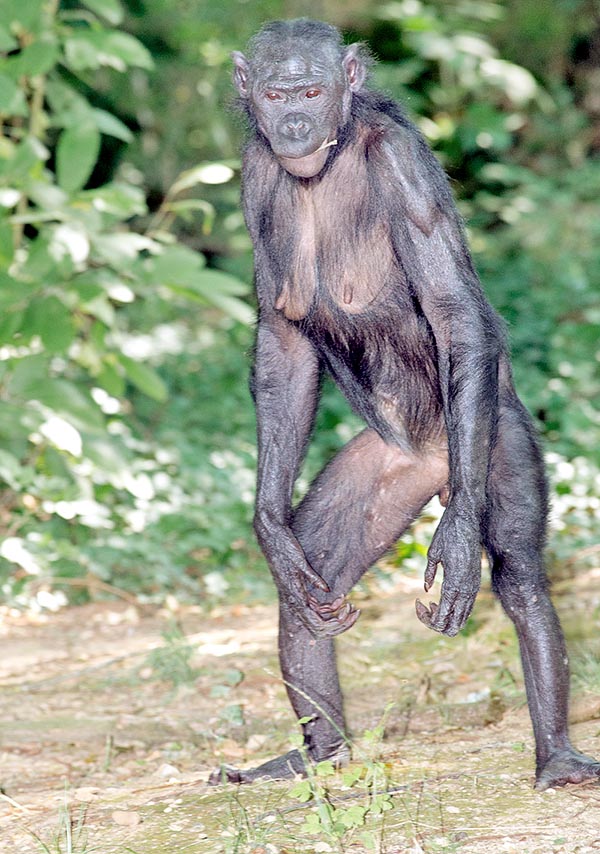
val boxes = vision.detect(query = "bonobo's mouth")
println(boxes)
[276,137,338,178]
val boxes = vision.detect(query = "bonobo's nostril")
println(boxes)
[282,116,310,139]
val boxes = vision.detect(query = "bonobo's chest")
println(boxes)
[263,137,397,321]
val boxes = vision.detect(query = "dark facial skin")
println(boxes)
[232,39,364,177]
[209,18,600,793]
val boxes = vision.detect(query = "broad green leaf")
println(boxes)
[100,31,153,69]
[81,434,130,475]
[7,353,49,393]
[0,449,22,489]
[0,310,23,345]
[0,402,38,439]
[80,182,146,218]
[0,136,47,182]
[24,379,105,431]
[80,0,124,25]
[25,181,68,212]
[148,244,206,286]
[117,355,168,402]
[0,73,28,116]
[147,245,252,322]
[92,109,133,142]
[195,268,250,297]
[162,282,254,324]
[92,232,156,265]
[0,25,17,52]
[203,291,255,325]
[0,220,14,268]
[96,359,126,398]
[0,273,33,310]
[63,35,102,71]
[1,0,44,33]
[56,123,101,193]
[6,39,59,78]
[46,79,91,127]
[25,296,75,354]
[20,236,57,280]
[64,31,153,73]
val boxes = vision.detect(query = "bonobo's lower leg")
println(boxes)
[209,429,448,784]
[487,398,600,789]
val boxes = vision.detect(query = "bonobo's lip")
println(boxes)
[276,137,338,178]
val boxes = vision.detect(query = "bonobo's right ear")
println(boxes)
[231,51,250,97]
[343,43,366,92]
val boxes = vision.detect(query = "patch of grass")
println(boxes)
[27,801,88,854]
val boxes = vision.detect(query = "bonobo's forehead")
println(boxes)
[260,55,333,88]
[252,41,341,87]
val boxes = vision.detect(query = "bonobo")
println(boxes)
[209,19,600,789]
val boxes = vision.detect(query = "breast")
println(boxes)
[272,136,396,320]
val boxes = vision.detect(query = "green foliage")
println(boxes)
[366,0,600,572]
[27,800,88,854]
[143,622,199,687]
[288,708,395,850]
[0,0,598,605]
[0,0,251,603]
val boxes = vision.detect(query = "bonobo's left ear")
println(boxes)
[231,51,250,97]
[343,44,366,92]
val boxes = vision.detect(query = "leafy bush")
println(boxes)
[0,0,251,602]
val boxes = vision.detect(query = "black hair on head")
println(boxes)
[247,18,344,59]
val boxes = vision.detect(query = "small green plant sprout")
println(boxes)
[27,799,88,854]
[142,622,199,688]
[289,706,395,849]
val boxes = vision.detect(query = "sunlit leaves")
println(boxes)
[56,123,101,193]
[0,74,27,116]
[4,38,59,78]
[91,109,133,143]
[117,355,168,403]
[64,31,153,73]
[0,25,17,53]
[80,0,124,26]
[25,296,76,354]
[145,245,254,323]
[1,0,45,34]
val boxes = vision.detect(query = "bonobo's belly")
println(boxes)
[295,296,445,450]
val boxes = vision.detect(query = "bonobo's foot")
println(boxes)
[208,744,350,786]
[536,747,600,791]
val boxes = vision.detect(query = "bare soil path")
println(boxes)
[1,569,600,853]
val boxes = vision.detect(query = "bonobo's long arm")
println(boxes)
[242,139,359,638]
[386,129,505,636]
[252,304,360,637]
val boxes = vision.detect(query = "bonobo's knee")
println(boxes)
[491,561,551,620]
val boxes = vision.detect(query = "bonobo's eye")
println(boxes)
[265,91,283,102]
[305,89,322,99]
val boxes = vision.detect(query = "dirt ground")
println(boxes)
[1,567,600,854]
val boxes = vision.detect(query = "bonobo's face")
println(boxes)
[232,41,365,178]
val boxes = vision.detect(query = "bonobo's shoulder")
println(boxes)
[354,92,457,234]
[354,92,424,149]
[357,93,455,209]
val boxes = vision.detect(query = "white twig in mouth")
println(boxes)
[315,137,338,152]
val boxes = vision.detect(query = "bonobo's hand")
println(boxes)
[280,572,360,640]
[415,503,482,637]
[257,518,360,638]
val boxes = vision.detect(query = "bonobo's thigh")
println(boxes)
[281,428,448,760]
[293,428,448,596]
